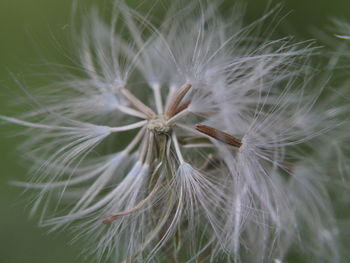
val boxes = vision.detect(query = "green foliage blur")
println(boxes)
[0,0,349,262]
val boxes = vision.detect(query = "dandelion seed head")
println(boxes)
[2,0,350,262]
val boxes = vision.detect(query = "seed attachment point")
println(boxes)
[147,115,171,134]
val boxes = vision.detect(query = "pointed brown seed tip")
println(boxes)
[195,124,242,148]
[102,217,115,224]
[102,212,126,224]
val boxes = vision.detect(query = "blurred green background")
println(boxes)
[0,0,349,262]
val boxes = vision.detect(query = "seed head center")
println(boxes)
[147,115,171,134]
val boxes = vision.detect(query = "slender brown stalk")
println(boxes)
[102,183,164,224]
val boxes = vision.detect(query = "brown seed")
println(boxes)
[166,83,192,118]
[195,124,242,148]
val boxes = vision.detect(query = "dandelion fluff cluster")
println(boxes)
[2,1,350,262]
